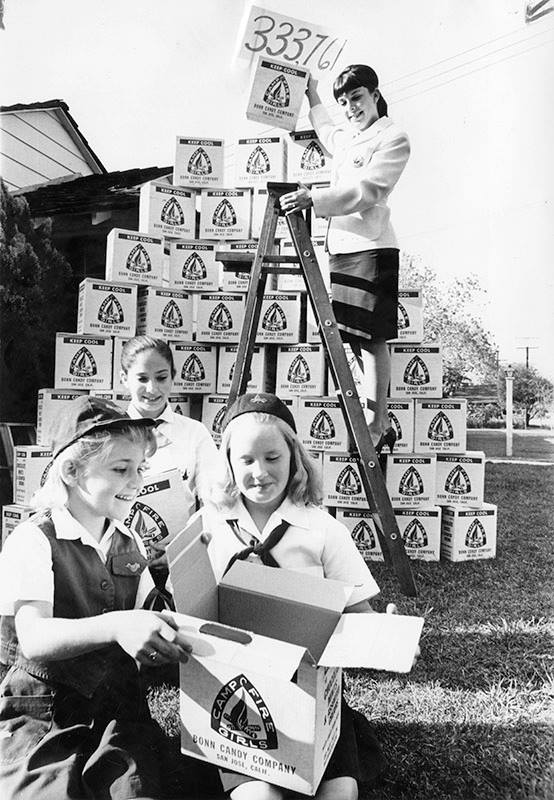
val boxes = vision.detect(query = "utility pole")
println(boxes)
[515,337,539,369]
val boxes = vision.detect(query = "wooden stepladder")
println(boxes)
[217,182,416,597]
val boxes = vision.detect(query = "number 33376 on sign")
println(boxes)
[237,5,347,77]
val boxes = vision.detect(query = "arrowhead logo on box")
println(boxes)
[445,465,471,494]
[466,519,486,548]
[310,410,335,440]
[162,300,184,329]
[98,294,124,325]
[387,411,402,443]
[161,197,185,226]
[262,303,286,331]
[352,520,376,548]
[182,354,205,382]
[336,465,362,496]
[404,355,429,385]
[288,354,310,383]
[70,347,97,377]
[40,460,53,487]
[188,147,212,176]
[301,141,325,170]
[209,303,232,330]
[126,503,169,557]
[399,466,424,496]
[126,244,151,274]
[264,75,290,108]
[183,253,207,281]
[397,302,410,329]
[403,519,428,548]
[247,146,270,175]
[213,406,226,434]
[174,404,184,416]
[428,412,453,441]
[229,362,252,383]
[213,199,237,228]
[211,675,278,750]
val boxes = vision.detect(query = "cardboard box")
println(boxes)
[167,525,423,794]
[386,400,415,453]
[394,507,441,561]
[199,189,251,241]
[335,509,384,562]
[414,399,467,453]
[251,188,289,241]
[77,278,137,337]
[298,398,349,452]
[88,390,130,412]
[112,336,129,393]
[309,184,330,238]
[105,229,163,286]
[217,345,265,395]
[174,137,225,189]
[196,293,245,343]
[201,395,229,446]
[384,454,437,508]
[435,452,485,507]
[136,286,193,341]
[277,236,329,293]
[390,289,424,344]
[139,181,196,239]
[168,394,191,417]
[54,333,113,390]
[322,453,369,509]
[2,504,34,550]
[390,345,443,398]
[36,389,89,447]
[169,240,220,291]
[235,136,287,187]
[172,342,217,394]
[441,503,497,561]
[288,130,331,184]
[247,57,309,132]
[13,447,53,505]
[275,345,325,397]
[124,468,191,560]
[256,293,300,344]
[219,241,256,293]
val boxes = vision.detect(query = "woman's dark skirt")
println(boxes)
[329,248,399,344]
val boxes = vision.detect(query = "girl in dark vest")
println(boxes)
[0,397,197,800]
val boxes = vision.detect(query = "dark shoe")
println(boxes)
[374,426,397,473]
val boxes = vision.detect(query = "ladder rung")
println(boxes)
[215,252,300,265]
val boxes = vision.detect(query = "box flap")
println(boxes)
[171,612,307,682]
[167,518,218,621]
[219,561,354,662]
[318,613,424,672]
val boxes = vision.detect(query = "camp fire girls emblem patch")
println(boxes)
[188,147,212,176]
[161,197,185,226]
[264,75,290,108]
[211,674,278,750]
[70,347,97,377]
[126,244,151,274]
[301,141,325,171]
[98,294,124,325]
[247,146,270,175]
[404,355,429,385]
[126,503,169,559]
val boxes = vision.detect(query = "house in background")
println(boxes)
[0,99,106,190]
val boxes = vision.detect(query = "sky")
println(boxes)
[1,0,553,381]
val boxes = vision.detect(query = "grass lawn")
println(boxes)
[148,462,554,799]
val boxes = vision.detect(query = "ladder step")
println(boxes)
[216,252,302,274]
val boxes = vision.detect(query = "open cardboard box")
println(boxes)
[167,517,423,794]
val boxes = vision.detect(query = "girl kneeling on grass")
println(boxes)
[202,392,387,800]
[0,397,197,800]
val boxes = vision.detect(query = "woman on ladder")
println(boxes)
[280,64,410,454]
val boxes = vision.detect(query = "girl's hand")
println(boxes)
[110,609,192,666]
[305,74,321,106]
[279,183,313,214]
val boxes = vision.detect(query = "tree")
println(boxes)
[498,364,554,427]
[400,253,499,395]
[0,179,75,421]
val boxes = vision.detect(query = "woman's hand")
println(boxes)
[110,609,192,666]
[279,183,313,214]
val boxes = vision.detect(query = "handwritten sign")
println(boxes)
[236,4,347,77]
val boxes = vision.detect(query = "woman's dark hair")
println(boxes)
[333,64,388,118]
[120,335,176,378]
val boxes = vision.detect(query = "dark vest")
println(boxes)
[0,513,148,698]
